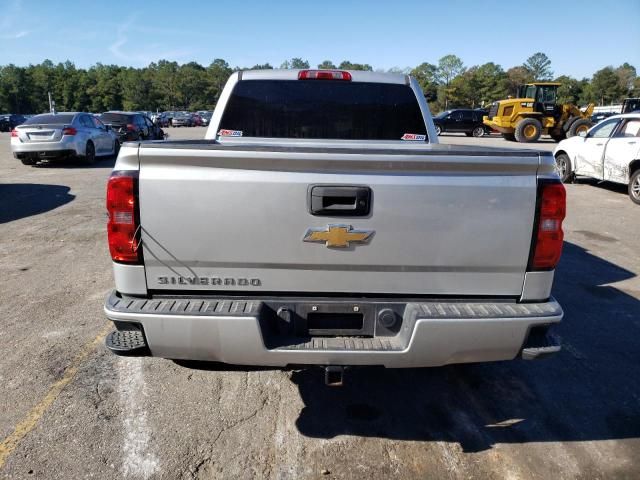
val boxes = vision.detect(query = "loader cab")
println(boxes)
[518,83,561,117]
[621,98,640,114]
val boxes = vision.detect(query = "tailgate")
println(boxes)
[138,143,540,296]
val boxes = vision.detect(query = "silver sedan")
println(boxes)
[11,112,119,165]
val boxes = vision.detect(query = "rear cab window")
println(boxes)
[219,80,428,141]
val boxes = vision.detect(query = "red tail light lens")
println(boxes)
[106,173,141,264]
[10,129,18,137]
[298,69,352,81]
[530,181,566,270]
[62,127,77,136]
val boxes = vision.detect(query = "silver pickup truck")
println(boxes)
[104,69,565,381]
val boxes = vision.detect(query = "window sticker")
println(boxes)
[401,133,426,141]
[218,129,243,137]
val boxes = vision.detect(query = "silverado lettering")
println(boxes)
[157,276,261,286]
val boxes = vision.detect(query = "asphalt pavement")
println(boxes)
[0,129,638,479]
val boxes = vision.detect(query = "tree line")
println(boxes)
[1,53,638,114]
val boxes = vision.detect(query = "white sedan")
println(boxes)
[554,113,640,204]
[11,112,119,166]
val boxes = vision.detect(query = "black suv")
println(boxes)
[0,114,27,132]
[433,109,489,137]
[100,112,165,142]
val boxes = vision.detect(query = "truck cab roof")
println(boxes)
[239,69,409,85]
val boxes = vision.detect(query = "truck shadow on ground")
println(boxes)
[291,241,640,452]
[0,183,75,223]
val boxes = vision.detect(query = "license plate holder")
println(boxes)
[298,303,374,337]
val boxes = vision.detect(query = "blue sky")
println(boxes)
[1,0,639,79]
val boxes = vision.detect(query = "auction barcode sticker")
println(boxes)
[401,133,426,141]
[218,129,243,137]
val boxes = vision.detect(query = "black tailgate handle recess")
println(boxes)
[309,185,371,216]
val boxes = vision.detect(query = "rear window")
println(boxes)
[101,113,133,124]
[219,80,427,140]
[24,114,75,125]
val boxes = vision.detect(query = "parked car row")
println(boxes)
[151,111,213,128]
[97,111,166,142]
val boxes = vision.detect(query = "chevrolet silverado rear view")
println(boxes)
[104,69,565,373]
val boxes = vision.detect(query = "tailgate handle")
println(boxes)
[309,185,371,216]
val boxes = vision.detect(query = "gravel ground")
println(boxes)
[0,128,639,479]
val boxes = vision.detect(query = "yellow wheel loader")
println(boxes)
[483,83,595,143]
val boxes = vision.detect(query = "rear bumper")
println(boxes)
[12,137,79,156]
[13,148,76,159]
[104,292,562,367]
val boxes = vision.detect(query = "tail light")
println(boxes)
[529,180,566,270]
[62,127,77,136]
[298,70,352,81]
[106,172,142,264]
[127,124,136,132]
[11,129,19,137]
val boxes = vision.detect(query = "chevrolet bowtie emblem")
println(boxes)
[303,224,374,248]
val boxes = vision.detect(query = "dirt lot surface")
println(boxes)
[1,129,639,479]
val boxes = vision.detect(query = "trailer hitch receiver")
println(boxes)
[324,366,345,387]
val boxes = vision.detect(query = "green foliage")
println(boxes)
[0,64,30,113]
[506,66,534,96]
[436,55,464,109]
[524,52,553,81]
[436,55,464,85]
[0,55,636,113]
[616,63,636,95]
[410,62,438,102]
[206,59,233,103]
[338,61,373,71]
[317,60,337,69]
[591,67,625,105]
[555,75,583,104]
[249,63,274,70]
[280,58,310,69]
[445,63,508,109]
[632,77,640,97]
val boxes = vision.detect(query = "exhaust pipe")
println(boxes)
[324,366,344,387]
